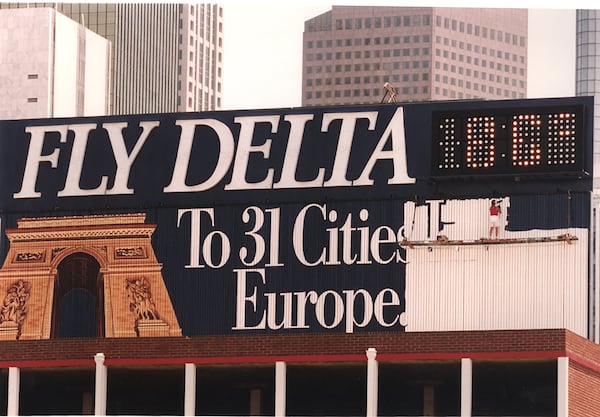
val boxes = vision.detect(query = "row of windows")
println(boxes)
[332,14,431,31]
[305,71,525,90]
[434,74,525,89]
[305,60,430,74]
[435,61,525,78]
[306,35,431,49]
[306,85,429,100]
[436,36,525,64]
[306,47,430,61]
[435,36,525,63]
[435,15,526,47]
[434,87,523,100]
[304,84,524,102]
[306,72,429,87]
[435,50,525,74]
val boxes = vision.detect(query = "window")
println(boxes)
[27,97,38,103]
[27,74,38,79]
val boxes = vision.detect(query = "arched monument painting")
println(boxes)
[0,213,181,340]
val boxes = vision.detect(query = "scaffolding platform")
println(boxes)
[399,234,578,248]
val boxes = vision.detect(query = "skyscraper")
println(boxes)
[576,10,600,186]
[302,6,527,106]
[0,3,224,114]
[0,7,110,119]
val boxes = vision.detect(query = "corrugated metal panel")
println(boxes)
[403,195,588,336]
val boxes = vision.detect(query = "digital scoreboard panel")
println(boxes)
[432,104,587,178]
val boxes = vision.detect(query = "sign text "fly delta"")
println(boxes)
[14,108,414,199]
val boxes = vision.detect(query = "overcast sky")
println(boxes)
[220,2,591,111]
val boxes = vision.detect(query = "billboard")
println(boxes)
[0,97,593,339]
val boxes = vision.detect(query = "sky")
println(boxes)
[220,1,593,111]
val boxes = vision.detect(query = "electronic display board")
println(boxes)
[432,104,587,178]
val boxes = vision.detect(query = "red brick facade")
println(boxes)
[0,328,594,365]
[2,328,600,414]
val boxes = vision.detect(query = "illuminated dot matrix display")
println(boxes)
[432,105,585,177]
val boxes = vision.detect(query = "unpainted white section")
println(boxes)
[403,198,588,336]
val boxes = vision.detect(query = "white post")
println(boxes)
[366,348,378,417]
[7,367,20,416]
[94,353,107,416]
[557,357,569,417]
[275,361,286,417]
[460,358,472,417]
[184,363,196,416]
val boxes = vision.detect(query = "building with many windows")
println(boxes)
[577,9,600,188]
[0,3,223,114]
[0,7,110,119]
[302,6,527,106]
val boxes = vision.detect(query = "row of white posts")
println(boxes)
[5,351,571,416]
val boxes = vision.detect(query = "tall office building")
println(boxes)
[576,10,600,186]
[0,8,110,119]
[576,10,600,345]
[0,3,223,114]
[302,6,527,106]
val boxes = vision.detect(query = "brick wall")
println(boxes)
[569,360,600,416]
[0,328,571,366]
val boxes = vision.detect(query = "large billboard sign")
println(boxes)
[0,97,593,339]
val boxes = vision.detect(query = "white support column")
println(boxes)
[184,363,196,416]
[7,367,20,416]
[460,358,472,417]
[94,353,107,416]
[366,348,378,417]
[557,356,569,417]
[275,361,286,417]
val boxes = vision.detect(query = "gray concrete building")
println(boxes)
[576,10,600,187]
[0,7,110,119]
[0,3,223,114]
[302,6,528,106]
